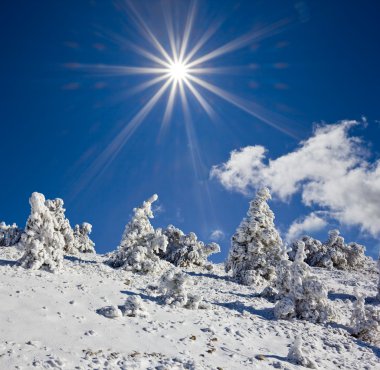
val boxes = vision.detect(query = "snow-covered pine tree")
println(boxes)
[274,241,334,323]
[107,194,168,274]
[73,222,95,253]
[225,187,283,285]
[351,291,380,345]
[18,192,64,272]
[160,225,220,268]
[45,197,76,254]
[0,222,22,247]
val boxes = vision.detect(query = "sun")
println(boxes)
[168,62,188,82]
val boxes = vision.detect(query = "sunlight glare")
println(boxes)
[169,62,188,81]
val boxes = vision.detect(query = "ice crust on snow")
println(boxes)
[225,187,283,285]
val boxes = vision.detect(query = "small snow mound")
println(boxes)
[97,305,123,319]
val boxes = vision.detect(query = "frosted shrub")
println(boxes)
[159,269,209,309]
[18,192,64,272]
[289,230,367,270]
[123,296,149,317]
[161,225,220,268]
[261,246,292,301]
[73,222,95,253]
[351,292,380,345]
[45,197,76,255]
[288,336,317,369]
[275,241,334,323]
[0,222,22,247]
[288,236,331,268]
[107,195,168,274]
[225,187,283,285]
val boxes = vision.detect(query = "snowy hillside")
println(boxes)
[0,245,379,370]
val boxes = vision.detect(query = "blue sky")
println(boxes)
[1,0,380,261]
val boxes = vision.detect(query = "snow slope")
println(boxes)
[0,246,379,369]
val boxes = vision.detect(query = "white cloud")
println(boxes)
[211,120,380,237]
[285,212,327,243]
[210,229,225,241]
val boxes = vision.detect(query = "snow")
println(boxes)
[1,245,379,369]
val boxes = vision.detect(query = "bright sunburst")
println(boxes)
[168,62,188,82]
[74,0,294,192]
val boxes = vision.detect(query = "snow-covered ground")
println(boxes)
[0,246,379,369]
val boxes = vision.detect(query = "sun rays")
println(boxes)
[70,0,297,198]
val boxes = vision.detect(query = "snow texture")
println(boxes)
[107,194,169,274]
[159,269,210,309]
[0,245,379,369]
[289,230,368,270]
[351,291,380,345]
[0,222,22,247]
[225,187,283,285]
[160,224,220,268]
[73,222,96,253]
[18,192,65,272]
[287,336,317,369]
[275,241,335,323]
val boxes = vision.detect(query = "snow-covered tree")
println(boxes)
[288,236,331,268]
[274,241,334,323]
[287,336,317,369]
[45,197,76,254]
[351,291,380,345]
[18,192,64,272]
[107,194,168,274]
[260,246,292,302]
[73,222,95,253]
[225,187,283,285]
[0,222,22,247]
[159,269,210,309]
[289,230,367,270]
[160,225,220,268]
[275,246,293,298]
